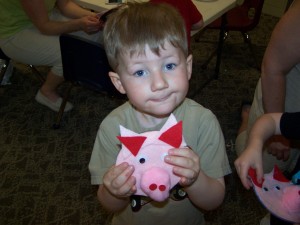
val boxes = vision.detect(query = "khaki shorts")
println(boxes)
[0,8,103,77]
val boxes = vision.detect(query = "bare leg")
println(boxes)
[237,103,251,135]
[39,70,64,102]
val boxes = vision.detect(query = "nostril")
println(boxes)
[159,185,166,191]
[149,184,157,191]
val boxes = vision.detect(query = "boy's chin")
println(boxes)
[145,108,176,118]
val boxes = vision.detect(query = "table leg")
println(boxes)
[213,13,227,79]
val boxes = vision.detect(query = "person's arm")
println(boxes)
[185,173,225,210]
[97,184,129,212]
[189,0,203,31]
[235,113,283,189]
[261,0,300,113]
[97,162,136,212]
[20,0,101,35]
[56,0,95,18]
[191,20,203,31]
[260,0,300,158]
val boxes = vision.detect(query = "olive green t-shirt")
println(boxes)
[89,98,231,225]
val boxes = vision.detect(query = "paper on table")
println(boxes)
[196,0,218,2]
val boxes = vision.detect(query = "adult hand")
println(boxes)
[96,10,107,29]
[78,15,102,34]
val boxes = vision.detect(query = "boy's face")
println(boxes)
[109,41,192,118]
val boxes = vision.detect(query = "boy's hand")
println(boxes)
[165,147,200,187]
[103,162,136,198]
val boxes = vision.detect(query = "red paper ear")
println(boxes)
[273,165,289,182]
[248,168,264,188]
[158,121,182,148]
[117,136,147,156]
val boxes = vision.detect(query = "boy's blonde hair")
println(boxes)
[103,1,188,71]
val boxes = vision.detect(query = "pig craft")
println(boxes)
[116,114,187,203]
[248,165,300,223]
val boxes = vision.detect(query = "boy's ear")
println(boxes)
[109,71,126,94]
[186,54,193,80]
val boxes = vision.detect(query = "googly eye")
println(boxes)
[137,155,147,164]
[274,186,280,190]
[139,157,146,164]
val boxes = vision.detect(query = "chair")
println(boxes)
[197,0,265,78]
[53,34,121,129]
[0,49,11,84]
[0,48,45,85]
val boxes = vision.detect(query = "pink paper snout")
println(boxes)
[282,185,300,213]
[140,167,171,202]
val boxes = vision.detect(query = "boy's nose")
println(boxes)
[151,72,168,91]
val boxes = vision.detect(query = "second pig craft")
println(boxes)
[116,113,188,208]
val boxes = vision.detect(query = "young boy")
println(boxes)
[235,112,300,189]
[89,2,231,225]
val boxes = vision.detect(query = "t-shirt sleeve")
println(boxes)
[89,118,121,185]
[280,112,300,140]
[196,113,231,178]
[181,102,231,179]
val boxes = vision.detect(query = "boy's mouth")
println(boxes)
[150,94,172,103]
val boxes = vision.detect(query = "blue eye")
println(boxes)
[134,70,146,77]
[165,63,176,71]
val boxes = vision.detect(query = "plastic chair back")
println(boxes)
[208,0,265,32]
[0,48,10,61]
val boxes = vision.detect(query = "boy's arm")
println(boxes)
[97,162,136,212]
[97,184,129,212]
[235,113,283,189]
[165,147,226,210]
[186,173,225,210]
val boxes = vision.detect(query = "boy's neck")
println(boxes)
[134,110,169,129]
